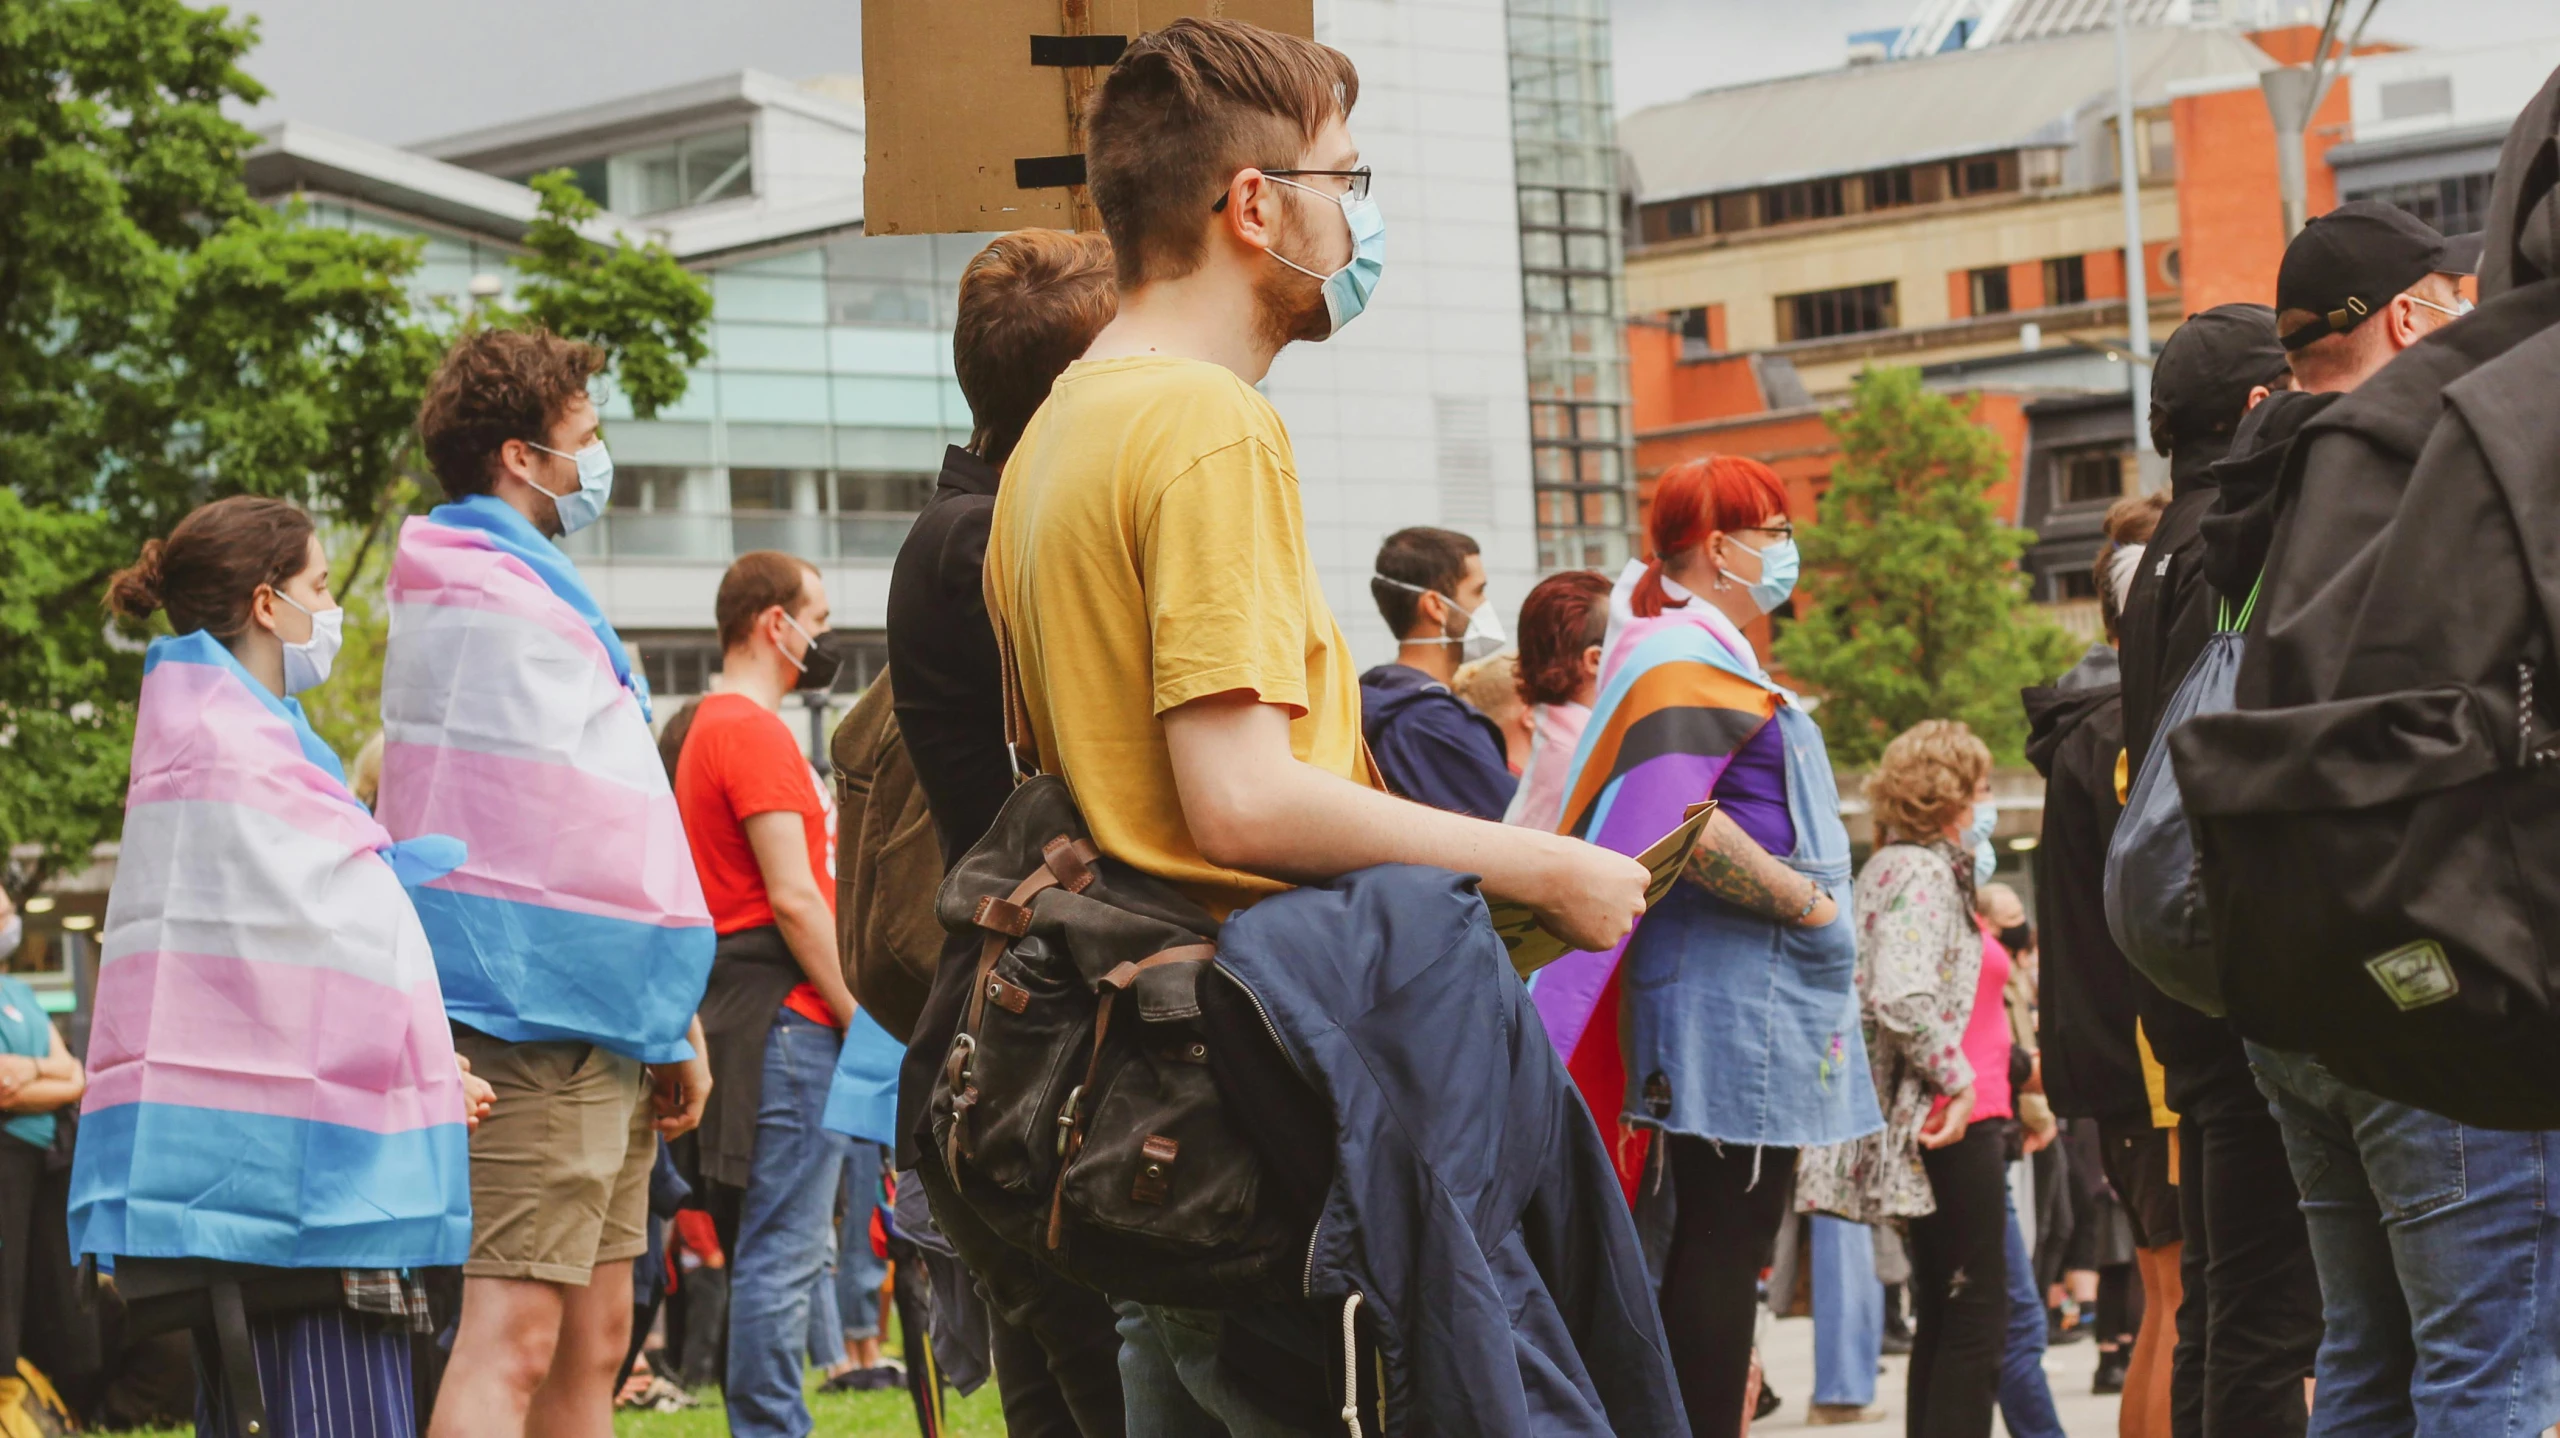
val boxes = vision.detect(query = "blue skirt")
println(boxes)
[196,1304,415,1438]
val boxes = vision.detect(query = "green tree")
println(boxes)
[0,0,712,879]
[1774,367,2079,766]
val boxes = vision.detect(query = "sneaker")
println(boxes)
[1880,1326,1913,1356]
[1807,1403,1889,1426]
[2093,1348,2129,1395]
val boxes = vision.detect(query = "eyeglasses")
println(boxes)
[1212,166,1373,212]
[1738,524,1796,542]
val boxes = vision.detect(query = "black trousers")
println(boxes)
[2169,1110,2321,1438]
[986,1270,1128,1438]
[1907,1123,2008,1438]
[1658,1137,1796,1438]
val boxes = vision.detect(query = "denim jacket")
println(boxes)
[1619,701,1884,1150]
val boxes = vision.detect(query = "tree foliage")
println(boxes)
[0,0,713,879]
[1774,367,2079,767]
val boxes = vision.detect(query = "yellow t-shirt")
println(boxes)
[983,355,1376,916]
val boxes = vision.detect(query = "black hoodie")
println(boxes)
[2167,60,2560,1125]
[2023,645,2151,1121]
[2113,305,2290,1121]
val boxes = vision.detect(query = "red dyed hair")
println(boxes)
[1514,569,1613,707]
[1631,454,1791,618]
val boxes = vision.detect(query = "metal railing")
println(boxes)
[563,510,918,563]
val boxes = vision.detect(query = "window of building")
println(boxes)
[1969,266,2012,316]
[634,635,724,698]
[1663,202,1702,239]
[1866,167,1915,210]
[1760,178,1845,226]
[1955,155,2007,196]
[2044,254,2088,306]
[1776,281,1897,342]
[829,471,934,514]
[2142,116,2177,181]
[2053,447,2126,508]
[2048,567,2100,602]
[728,469,795,512]
[1714,193,1755,233]
[2346,173,2495,241]
[1673,305,1719,360]
[596,126,754,216]
[612,466,690,512]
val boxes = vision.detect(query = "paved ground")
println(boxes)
[1753,1313,2124,1435]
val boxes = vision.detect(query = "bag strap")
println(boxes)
[1046,942,1220,1249]
[992,606,1042,784]
[942,834,1104,1180]
[2216,571,2266,635]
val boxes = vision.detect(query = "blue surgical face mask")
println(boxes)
[1267,176,1385,338]
[1719,533,1800,615]
[526,439,615,535]
[1971,800,1999,885]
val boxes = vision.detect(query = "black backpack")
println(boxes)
[924,771,1331,1309]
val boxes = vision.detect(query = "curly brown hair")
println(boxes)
[1864,719,1992,844]
[417,328,607,501]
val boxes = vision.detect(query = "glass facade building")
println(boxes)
[1505,0,1637,570]
[296,197,993,700]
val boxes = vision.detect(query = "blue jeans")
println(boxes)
[2251,1044,2560,1438]
[1812,1215,1882,1407]
[726,1011,850,1438]
[1116,1303,1323,1438]
[836,1142,889,1343]
[2000,1185,2065,1438]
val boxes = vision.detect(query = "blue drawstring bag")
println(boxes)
[2105,579,2260,1016]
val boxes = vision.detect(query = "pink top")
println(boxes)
[1503,701,1591,833]
[1961,921,2014,1122]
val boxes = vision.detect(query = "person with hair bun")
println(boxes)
[1802,718,2006,1437]
[1527,454,1881,1436]
[1503,568,1610,833]
[75,494,493,1437]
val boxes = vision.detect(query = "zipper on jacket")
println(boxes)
[1229,969,1328,1298]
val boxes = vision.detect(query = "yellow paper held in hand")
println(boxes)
[1491,800,1720,978]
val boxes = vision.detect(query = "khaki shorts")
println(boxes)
[454,1030,655,1284]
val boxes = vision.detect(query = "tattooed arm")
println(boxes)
[1681,809,1837,926]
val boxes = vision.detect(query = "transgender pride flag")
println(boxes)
[1528,561,1781,1194]
[379,497,712,1064]
[70,633,473,1269]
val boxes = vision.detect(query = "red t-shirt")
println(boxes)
[674,692,839,1026]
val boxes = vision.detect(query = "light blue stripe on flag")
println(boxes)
[71,1102,471,1269]
[410,885,712,1064]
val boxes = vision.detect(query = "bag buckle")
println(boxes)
[1055,1083,1085,1157]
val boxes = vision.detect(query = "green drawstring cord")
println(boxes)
[2217,572,2267,635]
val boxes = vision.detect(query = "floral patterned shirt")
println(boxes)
[1795,840,1984,1223]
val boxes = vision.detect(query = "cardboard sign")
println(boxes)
[862,0,1315,236]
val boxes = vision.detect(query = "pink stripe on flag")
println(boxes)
[390,519,616,671]
[126,661,388,855]
[86,951,464,1134]
[381,741,709,928]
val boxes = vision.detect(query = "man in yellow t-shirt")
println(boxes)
[985,18,1652,1431]
[985,20,1645,940]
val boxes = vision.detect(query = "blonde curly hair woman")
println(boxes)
[1801,718,2005,1438]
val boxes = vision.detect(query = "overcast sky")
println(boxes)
[234,0,2560,145]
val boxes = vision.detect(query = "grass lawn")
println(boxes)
[127,1369,1007,1437]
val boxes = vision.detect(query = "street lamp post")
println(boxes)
[2114,0,2158,490]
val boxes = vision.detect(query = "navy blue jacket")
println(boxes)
[1220,866,1684,1437]
[1358,664,1518,821]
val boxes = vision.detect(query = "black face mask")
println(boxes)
[1999,922,2034,957]
[786,619,844,693]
